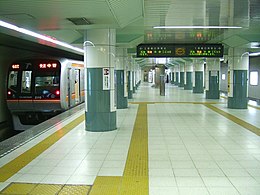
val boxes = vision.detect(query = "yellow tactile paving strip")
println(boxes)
[0,114,85,182]
[205,104,260,136]
[89,103,149,195]
[1,183,91,195]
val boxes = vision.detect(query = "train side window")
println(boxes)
[21,71,32,93]
[8,71,18,92]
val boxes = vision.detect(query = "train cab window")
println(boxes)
[8,71,18,93]
[21,71,32,93]
[35,75,60,98]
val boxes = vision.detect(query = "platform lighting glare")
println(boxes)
[153,26,242,29]
[249,52,260,57]
[0,20,84,53]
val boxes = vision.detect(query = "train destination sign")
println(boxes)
[136,43,223,58]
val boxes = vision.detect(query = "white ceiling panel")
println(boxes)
[0,0,259,52]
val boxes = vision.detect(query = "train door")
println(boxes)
[74,69,80,104]
[67,68,71,108]
[19,63,34,111]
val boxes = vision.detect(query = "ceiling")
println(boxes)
[0,0,259,65]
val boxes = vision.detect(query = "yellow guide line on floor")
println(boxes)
[89,104,149,195]
[205,104,260,136]
[249,104,260,110]
[0,114,85,182]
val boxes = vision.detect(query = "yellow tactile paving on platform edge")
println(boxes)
[58,185,91,195]
[0,183,91,195]
[89,103,149,195]
[29,184,63,195]
[1,183,37,194]
[0,114,85,182]
[205,104,260,136]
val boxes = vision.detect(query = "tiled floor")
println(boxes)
[0,82,260,195]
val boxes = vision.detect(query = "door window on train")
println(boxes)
[21,71,32,93]
[8,71,18,93]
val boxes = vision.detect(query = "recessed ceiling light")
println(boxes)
[153,26,242,29]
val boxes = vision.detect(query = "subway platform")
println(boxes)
[0,83,259,195]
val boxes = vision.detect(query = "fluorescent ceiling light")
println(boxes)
[249,52,260,56]
[0,20,84,53]
[153,26,242,29]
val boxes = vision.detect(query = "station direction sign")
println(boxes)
[136,43,223,58]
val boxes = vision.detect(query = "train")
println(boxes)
[6,57,85,130]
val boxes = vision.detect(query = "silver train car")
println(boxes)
[6,57,85,130]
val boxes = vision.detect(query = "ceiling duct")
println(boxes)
[67,17,91,25]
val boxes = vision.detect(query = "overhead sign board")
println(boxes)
[136,43,223,58]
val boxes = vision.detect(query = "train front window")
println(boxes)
[35,73,60,98]
[8,71,18,93]
[21,71,32,93]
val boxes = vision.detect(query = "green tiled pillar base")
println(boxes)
[132,73,136,93]
[128,71,133,99]
[206,71,219,99]
[193,71,204,93]
[171,73,175,84]
[85,68,117,131]
[184,72,192,90]
[116,70,128,109]
[178,72,184,87]
[174,73,179,85]
[228,97,248,109]
[206,90,220,99]
[86,111,117,131]
[228,70,248,109]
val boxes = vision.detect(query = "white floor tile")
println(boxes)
[66,175,96,185]
[149,168,174,177]
[202,177,233,187]
[207,187,240,195]
[228,177,260,187]
[41,174,70,184]
[198,168,225,177]
[15,174,46,183]
[173,169,200,177]
[176,177,205,187]
[149,176,177,187]
[149,186,179,195]
[98,167,124,176]
[178,187,209,195]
